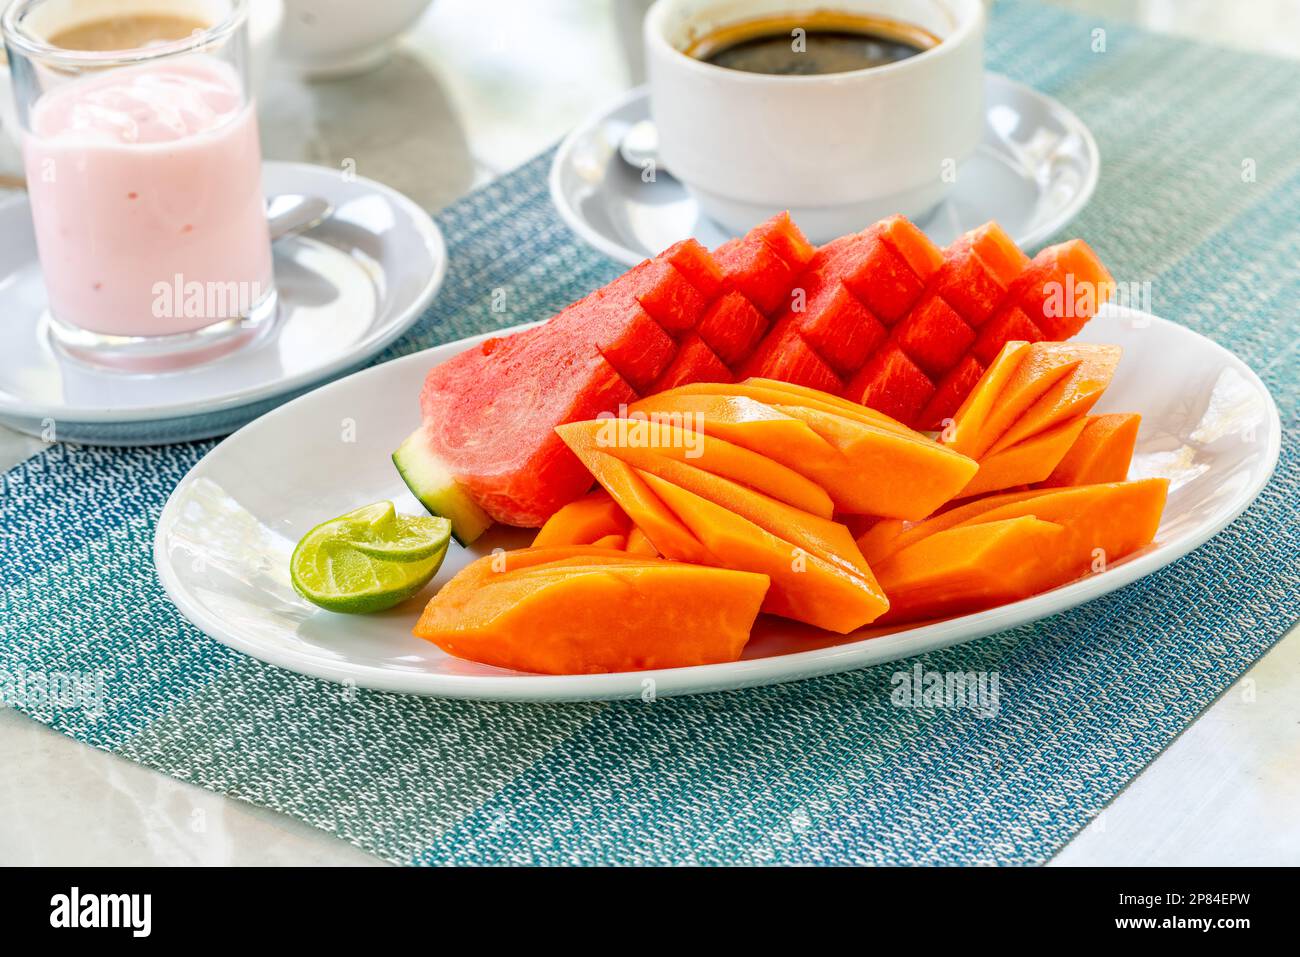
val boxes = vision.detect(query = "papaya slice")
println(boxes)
[855,488,1050,564]
[414,549,769,674]
[559,430,714,564]
[532,489,631,547]
[942,339,1030,455]
[986,344,1121,454]
[1039,413,1141,487]
[625,525,660,557]
[956,415,1088,498]
[869,479,1168,616]
[637,471,888,633]
[874,517,1067,623]
[590,533,627,550]
[555,418,834,518]
[632,387,977,520]
[960,479,1168,570]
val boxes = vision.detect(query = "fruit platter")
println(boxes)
[154,214,1280,700]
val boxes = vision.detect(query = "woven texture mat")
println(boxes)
[2,1,1297,864]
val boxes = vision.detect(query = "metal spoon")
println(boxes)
[618,119,662,171]
[266,193,333,243]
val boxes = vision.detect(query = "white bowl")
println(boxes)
[277,0,433,78]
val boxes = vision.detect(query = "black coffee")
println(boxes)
[688,12,939,76]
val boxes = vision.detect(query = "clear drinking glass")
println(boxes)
[1,0,275,369]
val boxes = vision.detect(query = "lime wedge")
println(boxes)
[291,501,451,614]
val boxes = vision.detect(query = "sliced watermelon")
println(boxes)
[876,214,945,280]
[918,354,986,431]
[746,210,817,274]
[714,218,815,316]
[931,222,1029,327]
[972,305,1045,366]
[1010,239,1114,339]
[847,343,935,428]
[739,317,844,395]
[650,334,732,392]
[608,258,709,335]
[890,294,977,378]
[789,278,887,376]
[550,292,676,393]
[695,291,769,367]
[661,237,724,300]
[835,230,932,324]
[418,329,636,526]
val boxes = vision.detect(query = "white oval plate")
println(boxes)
[154,307,1280,701]
[550,74,1099,266]
[0,161,446,446]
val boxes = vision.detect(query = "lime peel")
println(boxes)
[291,501,451,614]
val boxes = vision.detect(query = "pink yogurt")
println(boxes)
[23,57,273,338]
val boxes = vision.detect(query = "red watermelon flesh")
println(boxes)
[739,317,844,394]
[787,277,887,376]
[931,222,1029,328]
[548,291,676,393]
[972,305,1045,366]
[695,290,769,366]
[846,344,935,428]
[918,354,986,431]
[419,329,637,526]
[746,210,817,275]
[662,238,724,300]
[1010,239,1114,340]
[890,293,977,379]
[607,257,709,334]
[650,334,732,392]
[834,230,934,325]
[715,233,812,316]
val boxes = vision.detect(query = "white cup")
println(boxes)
[645,0,985,242]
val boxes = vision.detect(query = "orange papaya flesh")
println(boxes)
[947,341,1082,459]
[986,344,1121,455]
[956,415,1088,498]
[1039,413,1141,487]
[590,533,628,550]
[958,479,1168,573]
[532,489,632,547]
[632,387,977,520]
[768,402,978,518]
[855,488,1050,565]
[587,444,870,580]
[637,471,888,633]
[942,340,1030,456]
[556,428,715,564]
[874,517,1068,623]
[413,550,769,674]
[555,417,833,518]
[624,525,660,557]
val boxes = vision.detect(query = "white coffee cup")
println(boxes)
[645,0,985,242]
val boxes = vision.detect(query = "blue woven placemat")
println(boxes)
[2,0,1297,865]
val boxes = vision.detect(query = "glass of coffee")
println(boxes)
[2,0,275,369]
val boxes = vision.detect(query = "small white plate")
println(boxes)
[0,161,446,446]
[550,74,1100,266]
[154,306,1280,702]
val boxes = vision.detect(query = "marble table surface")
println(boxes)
[1,0,1297,866]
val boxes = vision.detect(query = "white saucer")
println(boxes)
[0,161,446,446]
[550,74,1100,266]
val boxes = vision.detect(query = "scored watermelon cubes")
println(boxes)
[405,211,1113,534]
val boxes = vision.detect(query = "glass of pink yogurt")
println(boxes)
[2,0,275,368]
